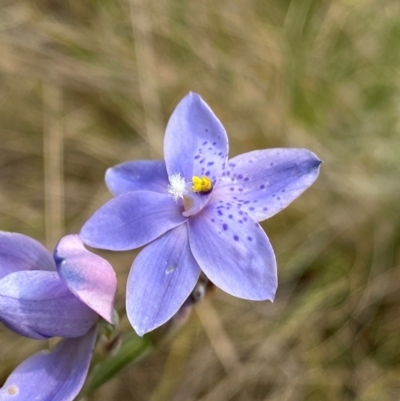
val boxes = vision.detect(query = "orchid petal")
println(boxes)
[188,203,277,300]
[54,235,117,324]
[0,270,98,339]
[126,224,201,336]
[105,160,169,196]
[213,149,321,221]
[0,232,55,280]
[80,191,187,251]
[0,326,97,401]
[164,93,228,184]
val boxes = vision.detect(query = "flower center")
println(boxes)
[168,173,213,216]
[191,176,213,194]
[168,174,214,200]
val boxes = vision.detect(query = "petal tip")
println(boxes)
[79,222,110,251]
[306,150,322,169]
[187,91,201,99]
[78,224,93,247]
[133,326,146,337]
[54,234,84,257]
[179,91,203,109]
[127,315,148,337]
[313,158,323,169]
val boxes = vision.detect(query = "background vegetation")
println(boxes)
[1,0,400,400]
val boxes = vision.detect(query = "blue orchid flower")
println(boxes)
[0,232,117,401]
[80,92,321,336]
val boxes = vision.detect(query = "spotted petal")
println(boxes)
[188,203,277,300]
[0,270,98,339]
[0,326,97,401]
[106,160,169,196]
[80,191,187,251]
[213,149,321,221]
[54,235,117,324]
[164,92,228,185]
[127,224,201,336]
[0,232,55,280]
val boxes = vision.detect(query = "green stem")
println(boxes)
[80,332,155,398]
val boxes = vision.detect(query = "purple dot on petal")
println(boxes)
[194,155,200,160]
[277,197,281,200]
[207,161,214,166]
[259,184,265,189]
[233,235,239,241]
[205,129,209,133]
[244,177,249,181]
[238,220,243,224]
[211,219,215,222]
[222,223,228,231]
[239,188,243,192]
[229,214,233,219]
[249,207,255,211]
[217,210,223,216]
[263,207,268,211]
[200,159,205,164]
[247,236,253,241]
[203,141,208,145]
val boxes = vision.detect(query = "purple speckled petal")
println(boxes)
[127,224,201,336]
[188,203,277,300]
[0,270,98,339]
[54,235,117,324]
[0,326,97,401]
[213,149,321,221]
[0,232,55,280]
[105,160,169,196]
[80,191,187,251]
[164,93,228,184]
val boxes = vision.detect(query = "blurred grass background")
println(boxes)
[1,0,400,400]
